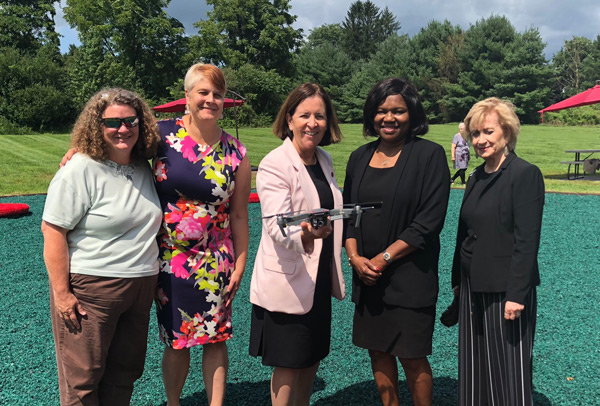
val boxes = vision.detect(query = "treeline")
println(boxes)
[1,0,600,133]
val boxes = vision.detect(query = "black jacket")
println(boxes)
[343,137,450,308]
[451,152,544,304]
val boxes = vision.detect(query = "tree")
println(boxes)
[63,0,189,106]
[222,64,292,126]
[0,1,72,131]
[443,15,552,123]
[0,46,75,131]
[295,24,353,101]
[407,20,464,122]
[341,0,400,61]
[552,36,595,99]
[195,0,303,77]
[337,34,411,122]
[0,0,60,52]
[304,24,345,49]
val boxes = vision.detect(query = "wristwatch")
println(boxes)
[382,251,392,263]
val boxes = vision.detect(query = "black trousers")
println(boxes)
[458,274,536,406]
[452,168,467,183]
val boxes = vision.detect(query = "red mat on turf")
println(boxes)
[0,203,30,217]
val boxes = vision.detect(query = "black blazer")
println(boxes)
[343,137,450,308]
[451,152,544,304]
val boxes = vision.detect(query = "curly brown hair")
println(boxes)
[70,88,160,163]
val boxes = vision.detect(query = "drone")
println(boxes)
[262,202,383,237]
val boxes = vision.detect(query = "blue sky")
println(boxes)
[54,0,600,59]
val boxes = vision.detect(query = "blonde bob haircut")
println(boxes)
[272,83,342,146]
[184,63,226,94]
[70,88,160,163]
[461,97,520,153]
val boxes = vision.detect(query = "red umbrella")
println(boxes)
[538,84,600,121]
[153,97,244,113]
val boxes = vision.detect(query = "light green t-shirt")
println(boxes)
[43,153,162,278]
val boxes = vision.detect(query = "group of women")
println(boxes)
[42,63,544,406]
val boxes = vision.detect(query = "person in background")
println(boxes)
[42,88,162,405]
[451,97,544,406]
[343,78,450,406]
[154,63,251,406]
[249,83,345,406]
[451,122,470,184]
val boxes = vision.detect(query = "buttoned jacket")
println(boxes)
[451,152,544,304]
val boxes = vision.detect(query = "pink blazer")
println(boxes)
[250,138,345,314]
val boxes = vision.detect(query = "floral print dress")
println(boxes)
[153,118,246,348]
[453,133,470,170]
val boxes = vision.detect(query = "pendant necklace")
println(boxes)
[378,145,402,166]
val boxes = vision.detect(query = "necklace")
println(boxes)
[376,144,403,166]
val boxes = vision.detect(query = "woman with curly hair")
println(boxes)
[42,88,163,405]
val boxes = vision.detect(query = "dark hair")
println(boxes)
[70,88,160,163]
[363,78,428,140]
[272,83,342,146]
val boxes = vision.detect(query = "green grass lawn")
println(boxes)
[1,124,599,196]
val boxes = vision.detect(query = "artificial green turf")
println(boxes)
[1,193,598,405]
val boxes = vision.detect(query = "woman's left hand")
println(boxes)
[370,253,389,273]
[504,301,524,320]
[225,269,244,308]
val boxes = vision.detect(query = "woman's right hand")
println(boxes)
[300,219,332,252]
[349,255,382,286]
[59,148,78,168]
[54,290,86,331]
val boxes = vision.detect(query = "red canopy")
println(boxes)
[153,97,244,113]
[538,84,600,120]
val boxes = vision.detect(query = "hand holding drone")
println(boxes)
[262,202,383,237]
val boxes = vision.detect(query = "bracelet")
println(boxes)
[348,253,358,265]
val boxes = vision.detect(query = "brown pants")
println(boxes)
[50,273,158,406]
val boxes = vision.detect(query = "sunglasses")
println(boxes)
[102,116,139,129]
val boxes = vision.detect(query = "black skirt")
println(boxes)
[353,292,435,359]
[249,250,332,368]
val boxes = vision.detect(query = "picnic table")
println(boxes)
[561,149,600,180]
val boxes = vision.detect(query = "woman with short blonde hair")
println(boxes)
[451,97,544,406]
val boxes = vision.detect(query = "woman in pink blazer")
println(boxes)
[249,83,345,406]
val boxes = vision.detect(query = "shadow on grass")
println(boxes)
[312,377,553,406]
[153,376,552,406]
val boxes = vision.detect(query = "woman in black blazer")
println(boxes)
[451,98,544,406]
[344,78,450,406]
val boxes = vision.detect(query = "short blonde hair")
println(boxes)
[462,97,520,152]
[272,83,342,146]
[70,88,160,163]
[184,63,226,93]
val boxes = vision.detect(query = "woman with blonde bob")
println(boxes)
[42,88,162,405]
[450,97,544,405]
[249,83,345,405]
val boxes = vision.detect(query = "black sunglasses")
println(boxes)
[102,116,139,129]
